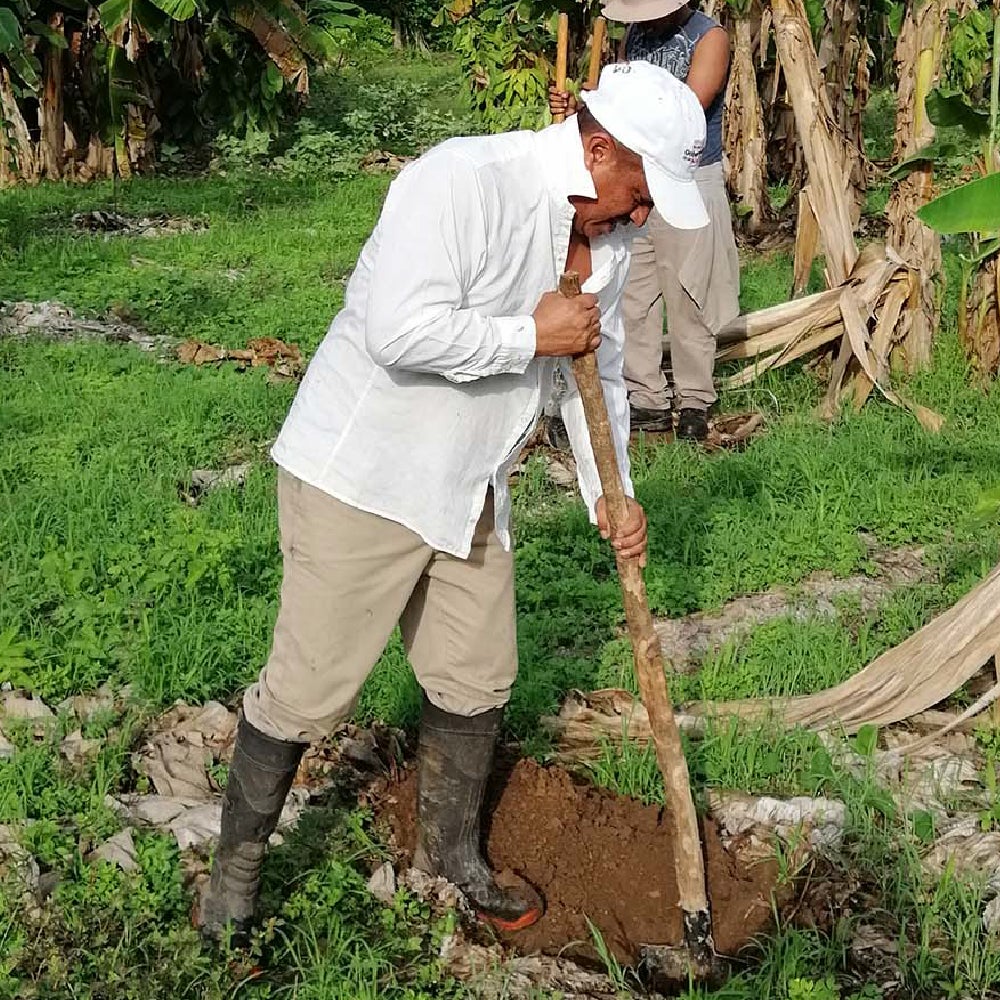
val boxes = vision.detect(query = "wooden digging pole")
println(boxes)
[552,20,717,980]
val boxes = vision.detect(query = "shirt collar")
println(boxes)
[537,116,597,210]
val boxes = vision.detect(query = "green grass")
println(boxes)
[4,51,1000,1000]
[0,709,464,998]
[0,174,388,351]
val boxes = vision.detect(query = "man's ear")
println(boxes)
[581,131,616,171]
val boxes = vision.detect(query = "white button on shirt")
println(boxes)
[271,116,635,558]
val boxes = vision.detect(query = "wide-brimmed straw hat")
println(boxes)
[600,0,689,23]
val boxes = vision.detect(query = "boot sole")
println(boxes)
[477,904,543,933]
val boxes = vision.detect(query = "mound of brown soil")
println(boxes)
[377,758,781,965]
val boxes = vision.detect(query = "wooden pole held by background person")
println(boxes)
[559,270,716,976]
[553,13,570,124]
[587,16,606,89]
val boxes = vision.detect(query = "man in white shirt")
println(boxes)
[198,61,709,942]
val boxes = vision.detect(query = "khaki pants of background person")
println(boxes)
[623,161,740,413]
[243,471,518,743]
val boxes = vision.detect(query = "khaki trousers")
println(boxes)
[243,471,518,743]
[623,161,740,412]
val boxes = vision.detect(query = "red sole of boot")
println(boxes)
[478,906,543,933]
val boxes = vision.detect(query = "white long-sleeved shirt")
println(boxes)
[271,116,634,558]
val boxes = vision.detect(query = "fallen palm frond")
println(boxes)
[542,560,1000,754]
[176,336,304,379]
[713,242,942,430]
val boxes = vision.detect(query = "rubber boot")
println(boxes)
[413,698,543,932]
[196,714,306,943]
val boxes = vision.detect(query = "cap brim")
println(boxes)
[644,159,709,230]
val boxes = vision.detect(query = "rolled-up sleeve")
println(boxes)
[364,152,537,382]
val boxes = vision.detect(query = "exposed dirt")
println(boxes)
[655,536,932,673]
[0,300,173,354]
[376,757,783,966]
[71,210,208,237]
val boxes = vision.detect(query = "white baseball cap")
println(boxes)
[579,60,709,230]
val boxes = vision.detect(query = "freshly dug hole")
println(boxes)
[377,758,782,965]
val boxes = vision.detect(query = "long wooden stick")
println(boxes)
[559,272,715,972]
[587,16,606,89]
[552,13,570,124]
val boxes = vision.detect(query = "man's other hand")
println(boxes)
[596,496,648,566]
[548,86,579,118]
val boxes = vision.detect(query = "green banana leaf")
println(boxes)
[148,0,196,20]
[918,172,1000,235]
[0,7,21,53]
[925,88,991,139]
[888,137,960,181]
[28,19,70,47]
[99,0,168,39]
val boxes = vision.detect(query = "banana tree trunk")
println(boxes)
[123,102,158,177]
[764,56,803,200]
[725,6,772,234]
[886,0,976,371]
[961,256,1000,380]
[770,0,858,286]
[0,69,39,187]
[817,0,869,194]
[40,14,67,181]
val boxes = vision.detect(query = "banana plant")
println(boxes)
[96,0,185,178]
[0,0,43,96]
[0,0,40,178]
[913,6,1000,376]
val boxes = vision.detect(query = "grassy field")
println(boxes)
[4,52,1000,1000]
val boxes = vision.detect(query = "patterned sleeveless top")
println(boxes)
[624,10,726,165]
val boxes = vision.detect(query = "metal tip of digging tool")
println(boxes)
[638,943,728,995]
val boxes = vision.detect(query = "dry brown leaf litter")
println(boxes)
[175,336,304,380]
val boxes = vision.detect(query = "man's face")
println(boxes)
[572,132,655,239]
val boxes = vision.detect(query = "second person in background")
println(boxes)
[550,0,740,441]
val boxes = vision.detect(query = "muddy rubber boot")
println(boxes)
[414,699,543,932]
[196,715,306,944]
